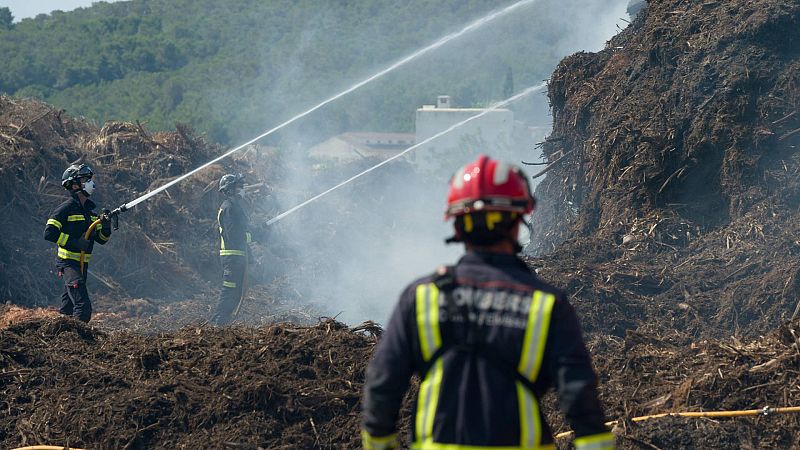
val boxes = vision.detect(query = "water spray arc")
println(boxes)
[106,0,543,215]
[265,82,549,226]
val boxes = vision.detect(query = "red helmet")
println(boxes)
[446,155,535,218]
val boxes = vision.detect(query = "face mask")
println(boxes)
[82,179,96,196]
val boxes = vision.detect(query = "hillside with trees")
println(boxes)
[0,0,623,145]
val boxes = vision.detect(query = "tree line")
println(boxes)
[0,0,614,145]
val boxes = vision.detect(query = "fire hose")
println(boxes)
[10,405,800,449]
[554,405,800,440]
[12,447,84,450]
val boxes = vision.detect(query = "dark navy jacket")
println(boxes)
[361,252,613,450]
[218,197,251,257]
[43,195,110,267]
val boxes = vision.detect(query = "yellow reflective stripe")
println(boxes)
[517,291,556,382]
[47,219,62,230]
[246,231,252,243]
[220,249,246,256]
[415,283,442,361]
[574,432,615,450]
[361,430,398,450]
[91,215,99,221]
[57,232,69,246]
[463,214,473,232]
[415,357,444,443]
[411,442,554,450]
[67,215,85,222]
[218,209,225,249]
[99,232,110,241]
[57,247,91,262]
[223,281,237,288]
[516,382,541,448]
[414,283,444,443]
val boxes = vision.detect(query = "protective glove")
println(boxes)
[75,237,93,252]
[99,208,113,237]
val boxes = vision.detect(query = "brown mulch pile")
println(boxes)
[530,0,800,341]
[0,317,379,449]
[1,315,797,449]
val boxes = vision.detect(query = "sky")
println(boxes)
[1,0,122,21]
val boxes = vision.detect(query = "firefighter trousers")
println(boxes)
[58,263,92,322]
[214,255,246,325]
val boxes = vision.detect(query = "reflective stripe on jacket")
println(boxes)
[362,252,613,450]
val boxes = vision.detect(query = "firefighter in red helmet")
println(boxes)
[361,155,614,450]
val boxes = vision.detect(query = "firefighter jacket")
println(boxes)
[361,252,614,450]
[218,197,251,257]
[43,194,111,267]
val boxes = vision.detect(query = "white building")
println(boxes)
[414,96,514,170]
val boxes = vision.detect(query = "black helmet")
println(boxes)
[219,173,245,194]
[62,163,94,189]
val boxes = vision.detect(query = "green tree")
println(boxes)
[0,0,614,144]
[0,7,13,29]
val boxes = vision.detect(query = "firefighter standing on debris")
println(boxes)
[43,163,112,323]
[361,155,614,450]
[214,173,252,325]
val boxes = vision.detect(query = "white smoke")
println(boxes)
[239,0,631,325]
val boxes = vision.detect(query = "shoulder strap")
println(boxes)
[433,265,456,291]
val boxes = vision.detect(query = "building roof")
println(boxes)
[309,132,416,161]
[338,132,415,148]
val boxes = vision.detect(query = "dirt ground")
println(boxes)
[2,0,800,448]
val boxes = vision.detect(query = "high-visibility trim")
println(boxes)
[361,430,399,450]
[516,382,541,448]
[415,282,444,444]
[58,247,91,263]
[47,219,62,230]
[220,249,246,256]
[99,232,110,241]
[415,357,444,443]
[517,291,556,382]
[57,232,69,246]
[573,432,615,450]
[67,215,85,222]
[415,283,442,361]
[246,231,252,243]
[411,442,555,450]
[218,209,226,250]
[463,214,473,232]
[223,280,237,288]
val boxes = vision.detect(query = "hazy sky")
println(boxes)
[1,0,122,21]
